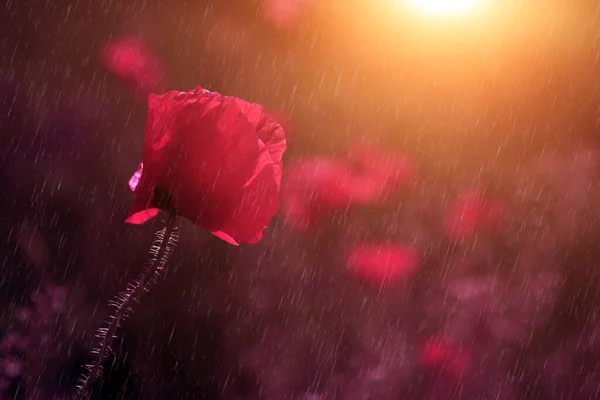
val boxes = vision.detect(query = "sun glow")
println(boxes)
[404,0,481,16]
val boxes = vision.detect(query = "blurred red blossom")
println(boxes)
[281,147,414,229]
[262,0,315,29]
[126,86,287,245]
[418,336,472,378]
[347,143,415,199]
[346,243,419,288]
[281,158,355,229]
[100,37,164,97]
[443,189,507,240]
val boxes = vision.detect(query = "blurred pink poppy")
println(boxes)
[262,0,315,29]
[443,190,507,240]
[418,336,471,378]
[126,86,286,245]
[281,147,414,229]
[100,37,164,97]
[418,336,451,367]
[281,158,354,229]
[347,143,415,201]
[346,243,419,288]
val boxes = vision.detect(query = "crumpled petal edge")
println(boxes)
[125,208,161,224]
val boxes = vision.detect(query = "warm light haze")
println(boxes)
[404,0,482,15]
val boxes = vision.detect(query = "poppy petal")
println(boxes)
[126,168,159,224]
[128,162,144,192]
[125,208,161,224]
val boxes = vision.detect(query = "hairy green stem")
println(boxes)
[75,212,178,399]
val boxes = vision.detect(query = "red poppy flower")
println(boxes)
[264,108,291,135]
[443,189,506,240]
[281,147,414,229]
[346,243,419,288]
[418,336,471,378]
[100,37,164,97]
[126,86,287,245]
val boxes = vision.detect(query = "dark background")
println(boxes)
[2,0,600,399]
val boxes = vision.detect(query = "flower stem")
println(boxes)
[75,212,178,399]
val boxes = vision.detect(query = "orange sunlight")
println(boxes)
[403,0,483,16]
